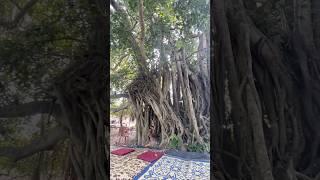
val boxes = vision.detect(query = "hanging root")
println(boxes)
[128,61,210,148]
[128,75,185,147]
[54,58,107,180]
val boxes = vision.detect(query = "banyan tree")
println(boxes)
[111,0,210,148]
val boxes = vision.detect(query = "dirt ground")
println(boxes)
[110,116,136,146]
[110,127,136,146]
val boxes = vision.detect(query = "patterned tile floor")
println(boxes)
[134,155,210,180]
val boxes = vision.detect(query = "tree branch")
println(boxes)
[0,0,39,29]
[110,0,121,11]
[9,0,22,10]
[0,101,59,118]
[295,171,313,180]
[110,93,129,99]
[0,126,67,162]
[138,0,145,46]
[111,104,129,113]
[110,0,148,73]
[111,54,129,71]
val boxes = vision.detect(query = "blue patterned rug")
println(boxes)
[133,154,210,180]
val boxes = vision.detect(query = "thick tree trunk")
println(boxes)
[175,49,202,143]
[312,0,320,50]
[54,0,108,180]
[31,115,45,180]
[213,0,320,179]
[119,111,123,127]
[171,58,180,113]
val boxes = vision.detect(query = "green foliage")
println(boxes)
[110,49,137,91]
[187,142,210,153]
[111,0,209,94]
[0,134,39,175]
[168,134,182,149]
[0,0,91,176]
[173,0,209,31]
[168,134,209,153]
[0,0,89,108]
[0,124,67,176]
[110,99,132,117]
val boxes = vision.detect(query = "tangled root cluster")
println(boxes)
[127,74,154,96]
[54,58,107,180]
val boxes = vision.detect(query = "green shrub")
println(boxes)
[168,134,182,149]
[187,142,210,153]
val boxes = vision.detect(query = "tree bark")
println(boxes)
[213,0,320,179]
[0,0,39,29]
[0,101,60,118]
[0,127,67,162]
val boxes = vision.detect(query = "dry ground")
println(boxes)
[110,116,136,146]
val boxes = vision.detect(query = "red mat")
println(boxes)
[137,151,164,162]
[111,148,135,156]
